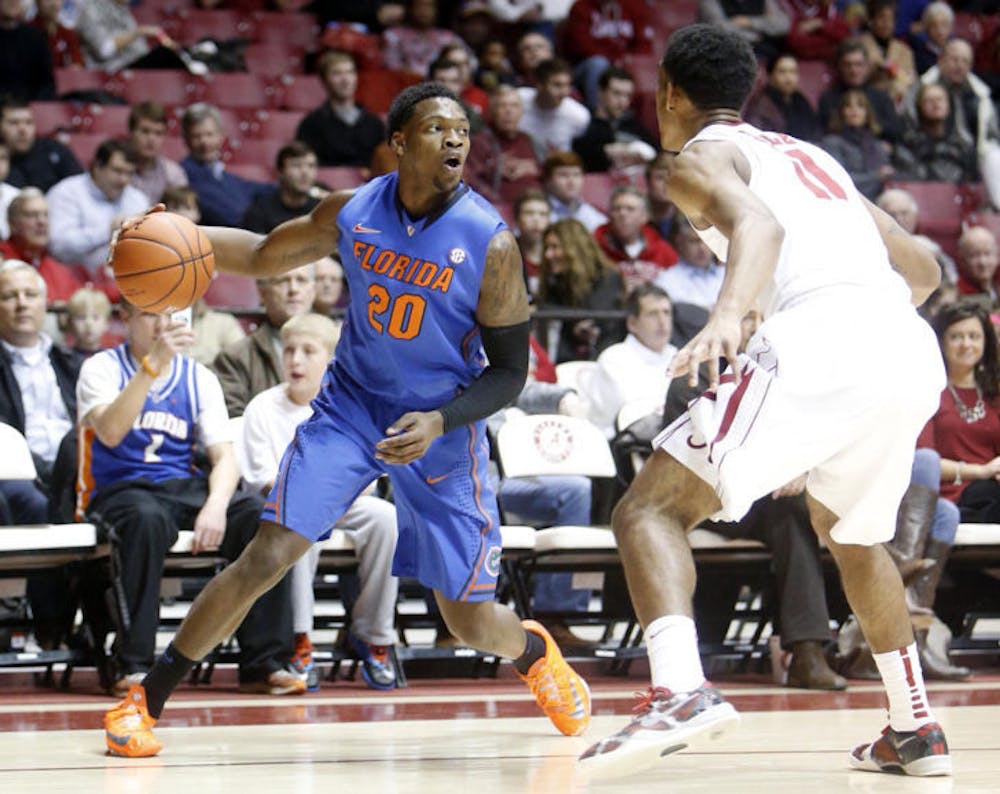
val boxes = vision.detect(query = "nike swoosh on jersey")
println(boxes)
[353,223,381,233]
[425,473,449,484]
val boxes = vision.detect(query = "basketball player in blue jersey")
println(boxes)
[105,82,591,758]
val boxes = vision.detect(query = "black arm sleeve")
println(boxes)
[437,321,530,433]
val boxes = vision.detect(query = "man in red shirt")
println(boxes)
[954,225,998,300]
[0,187,82,306]
[466,85,542,204]
[594,185,678,292]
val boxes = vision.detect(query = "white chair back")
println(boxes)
[554,361,598,394]
[496,413,617,479]
[616,398,663,433]
[0,423,37,480]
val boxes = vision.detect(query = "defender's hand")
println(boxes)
[107,203,166,266]
[668,312,742,390]
[376,411,445,465]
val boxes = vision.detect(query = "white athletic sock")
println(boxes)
[873,642,935,732]
[646,615,706,693]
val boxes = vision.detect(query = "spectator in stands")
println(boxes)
[466,84,542,204]
[242,142,322,235]
[562,0,654,111]
[513,30,554,86]
[893,82,978,183]
[47,139,148,280]
[954,225,998,299]
[654,222,726,311]
[744,53,823,142]
[31,0,83,69]
[785,0,853,62]
[308,0,405,32]
[0,188,83,305]
[818,38,903,142]
[0,0,55,101]
[587,284,676,438]
[76,299,303,697]
[542,150,606,232]
[427,55,485,133]
[858,0,917,104]
[0,260,81,647]
[127,101,187,205]
[572,66,658,174]
[1,98,81,192]
[595,185,679,291]
[536,218,624,362]
[382,0,463,77]
[697,0,791,60]
[517,58,591,157]
[295,49,386,170]
[513,187,550,296]
[820,88,894,199]
[213,264,316,417]
[180,103,265,229]
[908,1,953,75]
[242,313,399,690]
[159,186,246,367]
[438,42,490,119]
[479,0,569,43]
[974,13,1000,99]
[64,287,112,355]
[75,0,188,73]
[0,140,20,239]
[919,38,1000,211]
[662,305,849,691]
[645,152,680,242]
[876,186,958,285]
[474,36,517,92]
[312,255,346,315]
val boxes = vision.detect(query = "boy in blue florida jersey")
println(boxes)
[105,82,591,757]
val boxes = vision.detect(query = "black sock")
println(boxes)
[513,629,546,675]
[142,642,196,719]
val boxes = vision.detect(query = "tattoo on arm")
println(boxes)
[478,230,530,326]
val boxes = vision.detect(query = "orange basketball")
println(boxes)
[111,212,215,314]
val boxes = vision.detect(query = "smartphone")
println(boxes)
[171,307,192,327]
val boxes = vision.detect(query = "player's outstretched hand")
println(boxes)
[107,203,166,266]
[376,411,445,465]
[668,312,742,390]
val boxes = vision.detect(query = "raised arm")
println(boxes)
[667,141,785,387]
[202,190,353,280]
[862,196,940,307]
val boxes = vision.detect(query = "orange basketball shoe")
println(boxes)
[105,683,163,757]
[518,620,591,736]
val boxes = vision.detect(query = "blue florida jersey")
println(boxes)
[334,173,507,411]
[77,345,201,515]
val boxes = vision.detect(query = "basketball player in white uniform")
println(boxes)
[578,25,951,779]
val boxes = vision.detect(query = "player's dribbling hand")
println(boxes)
[669,312,742,390]
[376,411,445,464]
[107,203,166,266]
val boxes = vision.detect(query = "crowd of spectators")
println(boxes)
[0,0,998,694]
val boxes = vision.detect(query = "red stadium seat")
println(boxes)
[244,109,304,141]
[227,137,283,169]
[251,12,320,51]
[965,210,1000,240]
[29,102,83,136]
[357,68,422,115]
[275,75,326,112]
[160,136,188,161]
[202,272,261,310]
[81,104,132,137]
[226,162,273,182]
[315,166,365,191]
[953,12,997,46]
[55,68,110,97]
[581,172,618,214]
[201,73,272,109]
[173,9,255,46]
[65,132,107,167]
[888,181,964,236]
[244,43,304,76]
[796,60,832,107]
[120,69,202,107]
[621,54,659,94]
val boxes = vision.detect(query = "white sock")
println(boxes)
[646,615,706,693]
[873,642,935,732]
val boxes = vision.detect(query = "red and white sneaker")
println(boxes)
[850,722,952,776]
[578,685,739,779]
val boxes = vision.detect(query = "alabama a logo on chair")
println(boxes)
[532,419,574,463]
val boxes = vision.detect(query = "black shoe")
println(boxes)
[849,723,951,776]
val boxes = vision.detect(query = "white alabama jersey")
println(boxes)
[682,122,912,315]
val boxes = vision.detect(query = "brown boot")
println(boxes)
[915,626,971,681]
[786,640,848,690]
[907,538,951,615]
[888,483,937,584]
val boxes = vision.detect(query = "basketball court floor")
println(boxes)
[0,666,997,793]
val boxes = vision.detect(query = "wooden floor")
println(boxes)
[0,667,998,793]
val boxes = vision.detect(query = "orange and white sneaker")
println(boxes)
[104,683,163,758]
[518,619,591,736]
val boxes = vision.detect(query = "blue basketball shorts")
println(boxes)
[262,377,502,602]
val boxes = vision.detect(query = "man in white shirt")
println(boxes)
[46,139,149,278]
[242,313,400,691]
[543,150,607,232]
[586,283,676,438]
[518,57,591,156]
[655,222,727,310]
